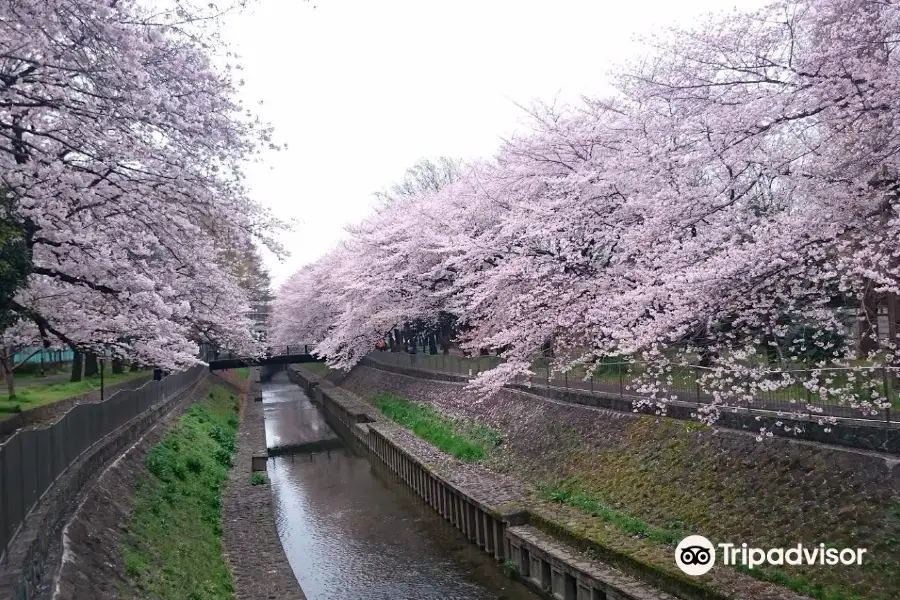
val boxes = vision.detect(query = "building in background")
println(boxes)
[249,289,273,341]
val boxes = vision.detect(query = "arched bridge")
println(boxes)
[207,345,324,371]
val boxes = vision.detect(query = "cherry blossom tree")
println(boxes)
[0,0,279,396]
[272,0,900,425]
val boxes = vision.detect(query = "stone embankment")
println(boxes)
[327,362,900,600]
[288,365,814,600]
[220,369,306,600]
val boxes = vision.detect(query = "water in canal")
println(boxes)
[262,371,542,600]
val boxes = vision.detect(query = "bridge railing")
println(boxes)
[0,365,206,562]
[205,344,318,362]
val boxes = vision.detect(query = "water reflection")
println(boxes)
[263,372,540,600]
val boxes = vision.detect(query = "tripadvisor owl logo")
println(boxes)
[675,535,716,575]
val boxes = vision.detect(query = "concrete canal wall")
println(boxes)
[287,365,681,600]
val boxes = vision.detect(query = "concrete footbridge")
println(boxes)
[206,344,323,371]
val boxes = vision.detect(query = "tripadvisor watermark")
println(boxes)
[675,535,867,576]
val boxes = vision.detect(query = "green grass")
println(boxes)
[234,367,250,379]
[249,472,267,486]
[0,369,151,417]
[120,385,239,600]
[371,392,501,462]
[539,480,882,600]
[538,480,684,546]
[301,362,332,376]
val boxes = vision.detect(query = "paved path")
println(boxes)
[221,373,306,600]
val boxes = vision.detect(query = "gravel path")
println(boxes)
[221,376,306,600]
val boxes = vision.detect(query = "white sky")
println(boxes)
[221,0,768,288]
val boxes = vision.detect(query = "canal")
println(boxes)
[261,371,542,600]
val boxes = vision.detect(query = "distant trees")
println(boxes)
[272,0,900,421]
[374,157,461,206]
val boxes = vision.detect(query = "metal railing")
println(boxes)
[205,344,316,362]
[366,352,898,424]
[0,365,205,562]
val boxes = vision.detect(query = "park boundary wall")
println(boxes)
[0,366,206,600]
[359,356,900,455]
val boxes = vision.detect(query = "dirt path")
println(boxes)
[220,376,306,600]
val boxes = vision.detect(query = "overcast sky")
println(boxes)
[221,0,768,288]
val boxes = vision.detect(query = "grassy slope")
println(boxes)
[300,362,332,376]
[526,418,898,600]
[120,385,239,600]
[372,392,501,462]
[0,369,151,418]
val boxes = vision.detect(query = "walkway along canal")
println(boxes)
[261,371,542,600]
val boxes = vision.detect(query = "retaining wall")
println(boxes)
[359,357,900,455]
[0,369,204,600]
[0,375,153,441]
[286,366,681,600]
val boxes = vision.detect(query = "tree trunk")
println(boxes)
[1,352,15,400]
[84,352,99,377]
[761,334,779,365]
[428,333,438,355]
[70,350,83,382]
[112,358,124,374]
[130,360,141,371]
[859,284,880,357]
[887,292,900,345]
[540,339,554,359]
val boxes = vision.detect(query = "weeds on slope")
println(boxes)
[372,392,501,462]
[538,480,880,600]
[300,362,331,376]
[120,385,240,600]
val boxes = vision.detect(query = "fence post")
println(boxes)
[564,370,568,392]
[883,367,891,424]
[33,433,39,511]
[1,442,8,564]
[805,369,813,422]
[590,373,593,394]
[745,372,751,414]
[619,364,624,398]
[16,436,25,557]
